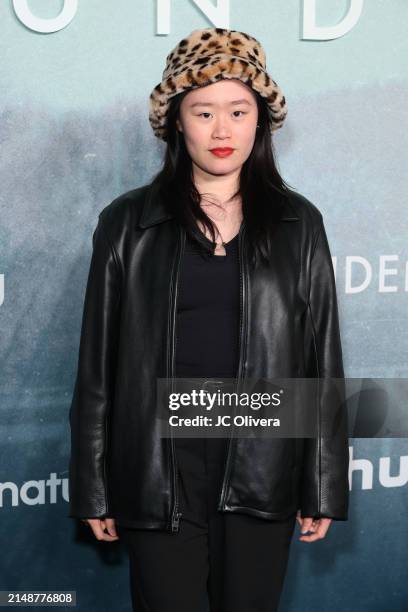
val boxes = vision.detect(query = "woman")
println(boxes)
[69,28,349,611]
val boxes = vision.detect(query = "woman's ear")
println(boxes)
[176,118,183,133]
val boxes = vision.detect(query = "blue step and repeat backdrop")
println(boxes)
[1,2,407,611]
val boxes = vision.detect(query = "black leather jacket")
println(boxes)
[68,180,349,531]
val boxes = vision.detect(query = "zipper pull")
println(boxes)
[171,511,182,532]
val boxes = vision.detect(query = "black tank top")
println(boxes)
[175,231,240,377]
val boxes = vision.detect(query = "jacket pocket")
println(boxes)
[226,438,297,514]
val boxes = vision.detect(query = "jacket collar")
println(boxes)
[138,181,173,228]
[138,180,300,228]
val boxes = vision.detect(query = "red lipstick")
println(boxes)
[209,148,234,158]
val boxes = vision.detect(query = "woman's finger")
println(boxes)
[87,519,119,541]
[105,518,118,537]
[299,518,332,542]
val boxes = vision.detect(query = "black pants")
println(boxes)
[118,378,295,610]
[118,488,296,612]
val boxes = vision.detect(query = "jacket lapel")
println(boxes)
[138,181,174,228]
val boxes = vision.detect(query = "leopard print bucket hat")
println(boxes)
[149,27,287,141]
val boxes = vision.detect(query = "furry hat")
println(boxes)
[148,27,287,141]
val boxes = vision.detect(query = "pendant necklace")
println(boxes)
[212,219,242,256]
[213,234,227,256]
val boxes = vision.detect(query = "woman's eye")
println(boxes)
[197,111,247,118]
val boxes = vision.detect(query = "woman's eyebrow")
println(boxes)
[189,99,252,108]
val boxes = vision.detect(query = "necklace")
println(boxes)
[213,240,227,256]
[197,196,243,255]
[212,219,242,256]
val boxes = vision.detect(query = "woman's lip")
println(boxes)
[209,148,234,157]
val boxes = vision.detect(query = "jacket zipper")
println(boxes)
[218,222,247,511]
[168,224,185,532]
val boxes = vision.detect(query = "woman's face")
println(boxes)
[176,78,259,178]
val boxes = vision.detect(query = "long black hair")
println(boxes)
[149,84,296,266]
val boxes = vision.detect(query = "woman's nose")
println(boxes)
[211,120,231,138]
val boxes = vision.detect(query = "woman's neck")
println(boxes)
[197,194,243,245]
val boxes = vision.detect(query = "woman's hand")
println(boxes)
[81,518,119,541]
[296,510,332,542]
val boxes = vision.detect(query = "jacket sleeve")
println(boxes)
[68,211,121,519]
[300,213,349,520]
